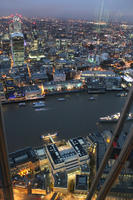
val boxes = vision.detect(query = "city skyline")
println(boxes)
[1,2,133,199]
[1,0,133,22]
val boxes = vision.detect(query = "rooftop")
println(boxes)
[34,146,47,160]
[9,147,38,167]
[75,175,88,191]
[69,137,88,157]
[54,171,67,188]
[59,148,77,161]
[47,144,64,165]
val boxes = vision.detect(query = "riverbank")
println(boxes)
[3,92,130,153]
[2,88,87,104]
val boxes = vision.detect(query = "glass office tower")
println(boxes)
[11,32,24,67]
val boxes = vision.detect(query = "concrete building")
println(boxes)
[43,80,83,94]
[46,137,90,174]
[9,147,39,176]
[53,71,66,82]
[24,85,42,100]
[75,175,88,194]
[81,70,116,80]
[34,146,48,171]
[53,172,68,193]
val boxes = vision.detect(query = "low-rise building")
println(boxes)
[34,146,49,171]
[53,172,68,194]
[24,85,42,99]
[53,71,66,82]
[75,175,88,194]
[31,72,48,83]
[9,147,40,176]
[81,70,116,80]
[43,80,84,94]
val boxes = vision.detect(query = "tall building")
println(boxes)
[9,16,22,34]
[9,15,25,67]
[1,34,10,55]
[2,39,10,55]
[11,32,25,66]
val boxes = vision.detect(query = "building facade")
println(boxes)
[11,32,25,67]
[9,147,40,176]
[46,137,90,174]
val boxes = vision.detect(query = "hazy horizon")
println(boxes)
[1,0,133,22]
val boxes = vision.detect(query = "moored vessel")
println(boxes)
[116,92,128,97]
[18,102,26,106]
[32,101,45,108]
[88,96,96,100]
[57,98,65,101]
[99,112,133,123]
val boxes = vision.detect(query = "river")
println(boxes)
[3,92,132,152]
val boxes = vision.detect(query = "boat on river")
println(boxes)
[88,96,96,100]
[99,112,133,122]
[18,102,26,107]
[57,98,65,101]
[116,92,128,97]
[32,101,45,108]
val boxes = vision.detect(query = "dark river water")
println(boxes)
[3,92,133,152]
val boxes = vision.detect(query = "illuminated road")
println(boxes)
[13,187,90,200]
[13,188,29,200]
[13,187,53,200]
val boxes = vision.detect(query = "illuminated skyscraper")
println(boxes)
[9,16,25,67]
[9,16,22,34]
[11,32,24,66]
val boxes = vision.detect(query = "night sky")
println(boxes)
[1,0,133,20]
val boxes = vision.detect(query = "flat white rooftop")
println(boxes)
[11,32,24,38]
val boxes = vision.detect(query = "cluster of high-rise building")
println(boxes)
[0,15,133,103]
